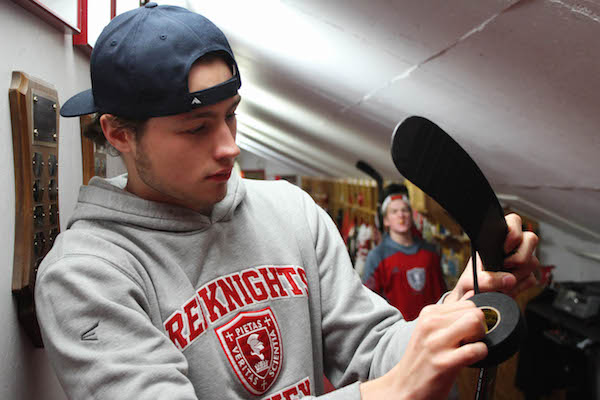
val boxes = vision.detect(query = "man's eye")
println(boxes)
[187,125,206,134]
[226,112,237,120]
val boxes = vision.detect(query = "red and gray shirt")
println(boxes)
[363,235,446,321]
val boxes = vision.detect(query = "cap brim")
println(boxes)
[60,89,98,117]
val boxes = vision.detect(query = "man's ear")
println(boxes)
[383,215,390,229]
[99,114,136,154]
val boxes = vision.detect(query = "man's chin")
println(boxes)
[393,226,412,234]
[211,187,228,205]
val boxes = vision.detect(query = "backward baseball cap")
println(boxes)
[60,2,241,119]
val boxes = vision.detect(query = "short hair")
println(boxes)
[82,113,148,156]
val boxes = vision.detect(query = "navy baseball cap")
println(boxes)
[60,2,241,119]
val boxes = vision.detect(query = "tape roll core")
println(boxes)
[480,306,500,333]
[468,292,526,368]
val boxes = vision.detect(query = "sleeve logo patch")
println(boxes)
[216,307,283,395]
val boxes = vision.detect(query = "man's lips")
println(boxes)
[206,169,232,181]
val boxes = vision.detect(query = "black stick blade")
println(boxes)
[391,116,507,271]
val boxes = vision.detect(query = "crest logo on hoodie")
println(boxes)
[216,307,282,395]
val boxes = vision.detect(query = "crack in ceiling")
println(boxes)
[340,0,531,113]
[548,0,600,22]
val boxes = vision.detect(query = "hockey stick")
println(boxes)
[390,116,525,400]
[356,160,385,232]
[391,116,507,270]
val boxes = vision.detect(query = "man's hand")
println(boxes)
[359,213,539,399]
[445,213,540,304]
[360,301,488,400]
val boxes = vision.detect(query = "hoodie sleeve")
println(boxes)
[35,253,199,400]
[297,190,418,397]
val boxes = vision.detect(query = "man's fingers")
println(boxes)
[451,309,487,345]
[473,271,516,294]
[427,308,486,348]
[419,300,479,318]
[503,213,523,254]
[446,342,488,370]
[460,290,475,301]
[507,273,538,297]
[430,311,488,369]
[504,231,539,267]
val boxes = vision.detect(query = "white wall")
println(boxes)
[1,1,92,398]
[537,221,600,283]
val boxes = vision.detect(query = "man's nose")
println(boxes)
[214,122,240,160]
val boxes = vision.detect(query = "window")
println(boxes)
[12,0,80,32]
[14,0,145,55]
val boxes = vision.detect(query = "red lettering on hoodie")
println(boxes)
[165,266,309,351]
[242,270,269,301]
[297,377,311,395]
[297,267,309,295]
[263,377,311,400]
[217,276,246,313]
[231,274,254,305]
[277,267,303,296]
[198,282,228,323]
[164,311,189,350]
[258,267,288,298]
[183,296,207,342]
[282,387,299,399]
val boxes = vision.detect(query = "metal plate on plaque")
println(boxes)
[48,154,57,176]
[33,152,43,177]
[33,94,57,145]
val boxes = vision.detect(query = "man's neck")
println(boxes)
[389,230,415,247]
[124,173,214,216]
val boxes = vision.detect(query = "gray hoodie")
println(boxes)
[36,172,416,399]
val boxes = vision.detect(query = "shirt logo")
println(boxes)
[191,97,202,105]
[81,321,99,341]
[407,267,426,292]
[216,307,282,395]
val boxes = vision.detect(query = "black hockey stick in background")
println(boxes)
[356,160,385,232]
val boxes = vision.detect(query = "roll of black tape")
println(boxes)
[468,292,526,368]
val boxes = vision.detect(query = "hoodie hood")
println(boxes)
[68,171,246,232]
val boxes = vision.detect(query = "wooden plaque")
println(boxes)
[80,115,107,185]
[9,71,61,347]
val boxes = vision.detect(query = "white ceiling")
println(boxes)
[183,0,600,241]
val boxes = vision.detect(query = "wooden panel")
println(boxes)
[9,71,61,347]
[80,114,95,185]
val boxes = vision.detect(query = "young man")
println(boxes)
[36,4,540,400]
[363,191,447,321]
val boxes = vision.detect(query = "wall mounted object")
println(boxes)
[9,71,61,347]
[80,114,108,184]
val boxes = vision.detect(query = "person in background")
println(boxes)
[35,4,540,400]
[363,186,446,321]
